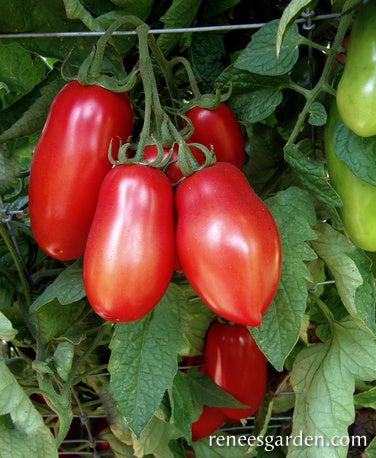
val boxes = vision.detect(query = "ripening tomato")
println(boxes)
[83,163,175,322]
[205,321,267,420]
[191,405,227,441]
[175,162,281,326]
[28,80,133,260]
[184,102,245,169]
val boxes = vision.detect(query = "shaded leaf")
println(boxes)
[235,20,302,76]
[251,187,317,371]
[289,317,376,457]
[108,285,187,436]
[311,222,376,333]
[333,120,376,186]
[30,260,85,312]
[0,361,58,458]
[0,312,17,341]
[276,0,312,56]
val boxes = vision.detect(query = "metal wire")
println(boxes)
[0,13,340,39]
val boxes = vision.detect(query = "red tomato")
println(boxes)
[175,162,281,326]
[191,405,227,441]
[184,102,245,169]
[205,321,267,420]
[83,163,175,322]
[28,80,133,260]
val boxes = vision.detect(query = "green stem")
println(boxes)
[0,223,31,308]
[285,1,355,149]
[169,56,202,100]
[309,293,335,332]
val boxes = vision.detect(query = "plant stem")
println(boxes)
[0,222,31,308]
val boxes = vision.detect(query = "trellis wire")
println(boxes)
[0,12,340,39]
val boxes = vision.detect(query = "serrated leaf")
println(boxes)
[354,386,376,409]
[31,299,88,344]
[30,260,85,312]
[311,222,376,332]
[185,368,247,409]
[235,20,302,76]
[157,0,202,56]
[189,24,226,93]
[285,140,342,207]
[365,436,376,457]
[333,120,376,186]
[308,102,327,126]
[132,415,182,458]
[175,283,215,356]
[229,88,283,124]
[108,285,187,436]
[0,312,17,341]
[0,42,46,109]
[0,75,65,144]
[192,436,248,457]
[216,64,291,94]
[0,361,58,458]
[168,371,193,439]
[289,317,376,457]
[276,0,312,57]
[251,187,317,371]
[53,341,74,381]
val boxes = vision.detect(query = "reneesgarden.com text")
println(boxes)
[209,432,367,452]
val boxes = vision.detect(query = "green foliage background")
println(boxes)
[1,0,376,457]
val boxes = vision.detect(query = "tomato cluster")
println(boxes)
[28,80,282,324]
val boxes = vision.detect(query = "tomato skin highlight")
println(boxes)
[83,164,175,322]
[28,80,133,260]
[336,0,376,137]
[175,162,281,326]
[205,322,267,420]
[185,102,246,169]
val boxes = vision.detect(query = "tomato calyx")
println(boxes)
[62,15,143,93]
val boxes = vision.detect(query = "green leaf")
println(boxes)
[333,120,376,186]
[0,361,58,458]
[192,436,248,457]
[308,102,327,126]
[157,0,202,56]
[216,65,291,94]
[289,317,376,457]
[234,20,302,76]
[185,368,247,409]
[0,42,46,109]
[53,341,74,381]
[31,299,88,344]
[311,222,376,332]
[132,414,182,458]
[108,285,187,436]
[189,23,226,93]
[30,260,86,312]
[251,187,317,371]
[354,386,376,409]
[365,436,376,458]
[229,88,283,124]
[0,312,17,341]
[284,140,342,207]
[276,0,312,57]
[175,282,215,356]
[0,74,65,144]
[168,371,193,439]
